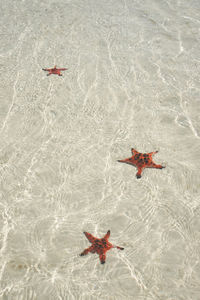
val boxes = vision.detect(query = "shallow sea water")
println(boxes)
[0,0,200,299]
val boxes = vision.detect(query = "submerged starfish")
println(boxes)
[80,230,124,264]
[118,148,165,179]
[42,65,67,76]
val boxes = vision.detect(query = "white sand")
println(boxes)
[0,0,200,299]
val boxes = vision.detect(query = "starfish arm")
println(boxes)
[115,246,124,250]
[80,245,94,256]
[83,232,97,243]
[118,158,134,165]
[131,148,138,155]
[136,167,143,179]
[118,159,125,163]
[149,162,165,169]
[42,68,50,71]
[59,68,67,71]
[103,230,110,239]
[148,151,158,157]
[99,253,106,264]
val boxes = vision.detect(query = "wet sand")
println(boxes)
[0,0,200,299]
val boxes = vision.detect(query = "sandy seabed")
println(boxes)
[0,0,200,299]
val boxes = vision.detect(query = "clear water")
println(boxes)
[0,0,200,299]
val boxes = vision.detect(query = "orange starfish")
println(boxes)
[80,230,124,264]
[118,148,165,179]
[42,65,67,76]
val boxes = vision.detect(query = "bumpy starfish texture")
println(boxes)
[118,148,165,179]
[80,230,124,264]
[42,65,67,76]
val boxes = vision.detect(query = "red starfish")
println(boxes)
[42,65,67,76]
[118,148,165,179]
[80,230,124,264]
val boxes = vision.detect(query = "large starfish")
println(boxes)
[80,230,124,264]
[42,65,67,76]
[118,148,165,179]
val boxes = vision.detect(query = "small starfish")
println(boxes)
[118,148,165,179]
[42,65,67,76]
[80,230,124,264]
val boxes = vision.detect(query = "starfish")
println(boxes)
[80,230,124,264]
[42,65,67,76]
[118,148,165,179]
